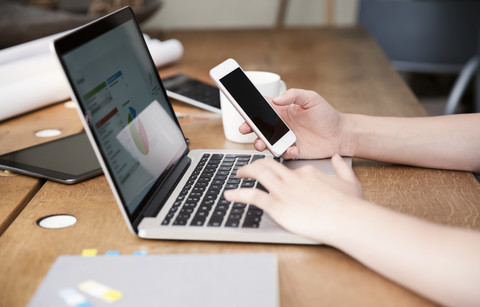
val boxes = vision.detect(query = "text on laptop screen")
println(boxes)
[61,19,187,214]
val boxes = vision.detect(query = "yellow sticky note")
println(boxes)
[81,249,98,257]
[78,280,123,303]
[103,290,124,301]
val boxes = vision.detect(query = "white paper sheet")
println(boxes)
[0,34,183,122]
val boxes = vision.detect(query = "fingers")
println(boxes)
[273,88,322,109]
[282,146,300,160]
[236,158,289,181]
[238,122,253,135]
[224,188,271,211]
[236,158,294,195]
[253,139,267,152]
[331,154,362,192]
[238,121,294,157]
[225,159,294,211]
[238,122,267,151]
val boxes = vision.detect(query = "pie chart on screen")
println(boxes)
[128,107,149,155]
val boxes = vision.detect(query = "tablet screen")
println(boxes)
[0,132,102,184]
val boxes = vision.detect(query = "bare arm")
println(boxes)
[224,157,480,306]
[246,89,480,172]
[332,193,480,307]
[343,113,480,172]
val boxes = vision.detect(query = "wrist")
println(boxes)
[338,113,360,157]
[313,196,370,247]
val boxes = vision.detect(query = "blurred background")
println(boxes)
[1,0,479,116]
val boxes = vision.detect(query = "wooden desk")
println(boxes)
[1,28,479,307]
[0,102,84,235]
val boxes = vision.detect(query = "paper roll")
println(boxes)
[0,31,70,66]
[0,70,70,121]
[0,35,183,122]
[146,38,184,68]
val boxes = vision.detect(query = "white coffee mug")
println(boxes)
[220,71,287,143]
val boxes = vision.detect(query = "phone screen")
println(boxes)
[219,68,289,145]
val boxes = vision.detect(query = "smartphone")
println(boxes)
[209,58,296,157]
[0,131,102,184]
[162,74,221,114]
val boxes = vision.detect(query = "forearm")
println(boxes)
[322,199,480,306]
[341,113,480,172]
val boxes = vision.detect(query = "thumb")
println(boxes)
[331,154,358,184]
[273,88,320,109]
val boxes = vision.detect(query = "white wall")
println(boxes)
[335,0,359,26]
[142,0,359,31]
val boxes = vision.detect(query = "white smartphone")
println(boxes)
[210,58,296,157]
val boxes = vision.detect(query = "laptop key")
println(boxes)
[224,183,239,190]
[242,205,263,228]
[208,216,224,227]
[242,215,261,228]
[196,209,210,216]
[180,207,194,214]
[241,181,255,188]
[227,178,241,184]
[232,202,246,209]
[247,206,263,216]
[230,208,245,215]
[190,216,206,226]
[212,210,227,217]
[215,203,230,211]
[173,219,188,226]
[225,219,240,227]
[211,154,224,160]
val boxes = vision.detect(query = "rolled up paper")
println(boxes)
[146,38,183,68]
[0,31,70,66]
[0,34,183,122]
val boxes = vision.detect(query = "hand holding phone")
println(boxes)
[210,59,296,157]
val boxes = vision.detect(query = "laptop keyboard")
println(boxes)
[161,153,266,228]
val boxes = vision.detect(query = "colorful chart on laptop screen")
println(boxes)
[128,106,149,155]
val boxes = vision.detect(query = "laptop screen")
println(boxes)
[56,9,187,217]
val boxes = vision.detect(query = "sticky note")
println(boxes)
[133,250,147,256]
[81,249,97,257]
[78,280,123,303]
[105,250,120,256]
[58,288,92,307]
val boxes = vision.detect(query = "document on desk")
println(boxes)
[28,253,279,307]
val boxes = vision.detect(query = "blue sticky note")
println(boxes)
[105,250,120,256]
[58,288,92,307]
[133,250,147,256]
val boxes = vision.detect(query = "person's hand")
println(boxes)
[224,154,364,243]
[240,88,347,160]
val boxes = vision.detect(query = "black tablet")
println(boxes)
[0,131,102,184]
[162,74,221,113]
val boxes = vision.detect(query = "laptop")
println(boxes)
[53,7,347,244]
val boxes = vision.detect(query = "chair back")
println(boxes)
[358,0,480,73]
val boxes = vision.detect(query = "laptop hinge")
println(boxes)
[132,154,191,231]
